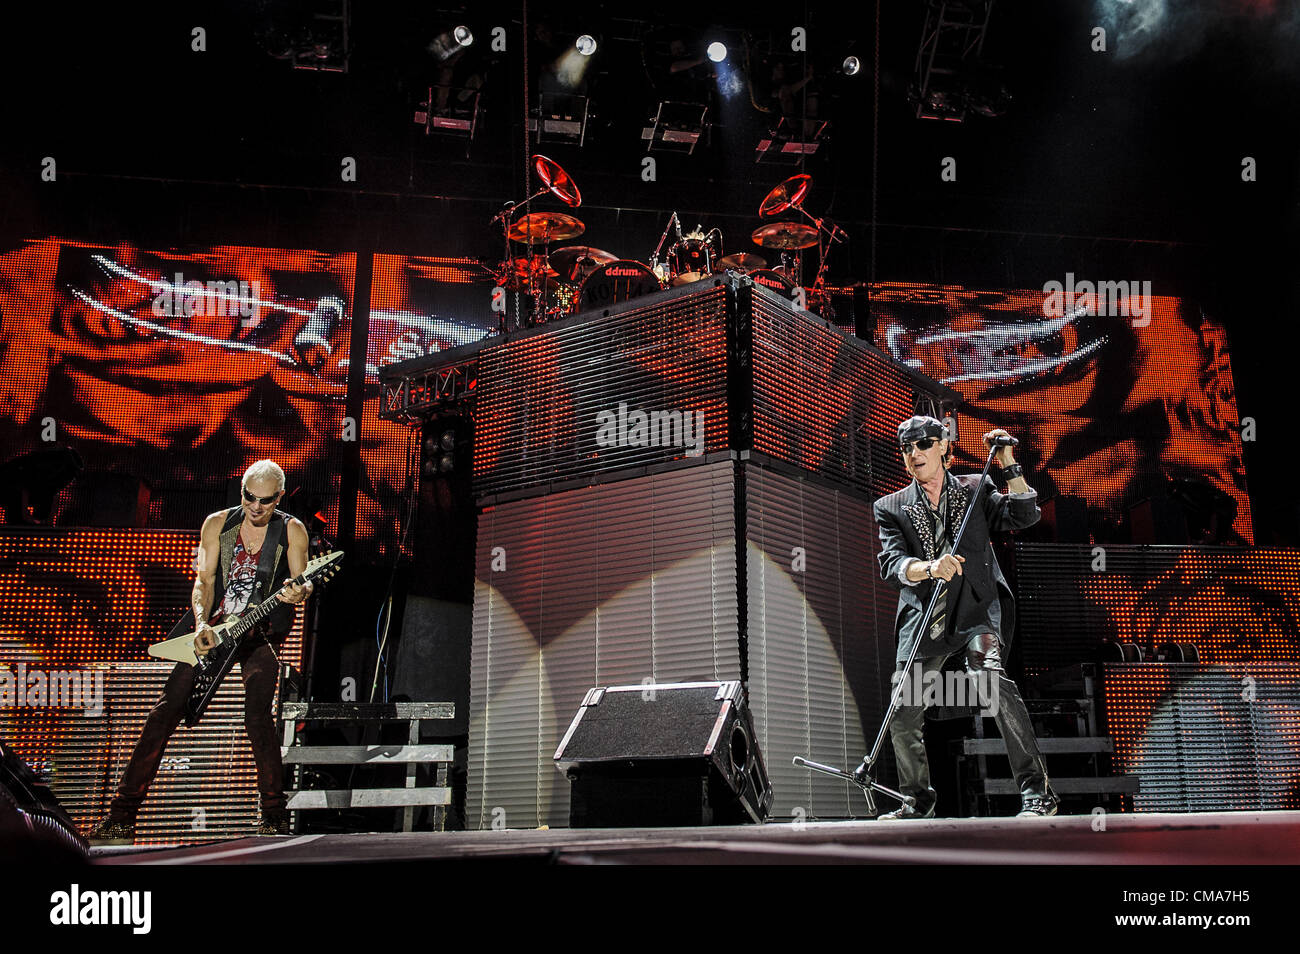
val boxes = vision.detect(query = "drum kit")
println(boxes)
[491,157,847,328]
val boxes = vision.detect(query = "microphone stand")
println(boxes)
[649,211,680,278]
[794,442,1005,817]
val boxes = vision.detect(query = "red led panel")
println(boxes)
[1102,663,1300,812]
[0,527,304,843]
[872,283,1251,543]
[469,285,730,498]
[752,289,929,496]
[1015,543,1300,674]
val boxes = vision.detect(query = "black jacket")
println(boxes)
[874,471,1040,662]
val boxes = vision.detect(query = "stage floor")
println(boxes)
[91,811,1300,865]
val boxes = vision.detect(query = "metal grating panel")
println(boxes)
[472,285,731,498]
[1102,662,1300,812]
[0,657,300,843]
[468,461,740,829]
[745,464,894,820]
[1015,543,1300,676]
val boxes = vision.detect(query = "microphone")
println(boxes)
[489,201,516,226]
[990,435,1019,447]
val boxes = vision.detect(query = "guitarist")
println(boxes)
[88,459,313,843]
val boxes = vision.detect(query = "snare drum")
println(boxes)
[577,261,663,312]
[668,238,716,286]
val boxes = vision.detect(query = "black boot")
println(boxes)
[256,810,289,836]
[87,815,136,845]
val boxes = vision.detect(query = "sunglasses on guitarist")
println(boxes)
[242,489,282,506]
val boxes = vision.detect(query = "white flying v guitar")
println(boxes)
[148,550,343,726]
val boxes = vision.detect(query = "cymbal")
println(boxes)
[508,212,586,243]
[715,252,767,273]
[751,221,818,250]
[549,246,617,283]
[759,173,812,217]
[533,154,582,208]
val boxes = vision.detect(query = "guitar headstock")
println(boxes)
[303,550,344,585]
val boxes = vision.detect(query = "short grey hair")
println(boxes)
[241,459,285,493]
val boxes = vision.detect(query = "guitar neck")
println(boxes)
[228,571,307,640]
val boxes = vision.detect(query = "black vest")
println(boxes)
[213,507,294,638]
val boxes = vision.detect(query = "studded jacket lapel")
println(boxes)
[948,475,971,545]
[901,481,936,562]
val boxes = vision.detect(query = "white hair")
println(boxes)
[241,459,286,493]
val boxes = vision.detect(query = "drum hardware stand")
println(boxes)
[649,211,682,283]
[489,155,583,329]
[794,443,1002,817]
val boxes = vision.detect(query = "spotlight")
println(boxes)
[440,429,456,451]
[430,25,474,61]
[576,34,597,56]
[842,56,860,76]
[707,42,727,63]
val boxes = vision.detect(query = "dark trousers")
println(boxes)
[890,632,1049,815]
[109,640,285,819]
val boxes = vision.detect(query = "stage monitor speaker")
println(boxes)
[0,738,88,859]
[553,681,772,827]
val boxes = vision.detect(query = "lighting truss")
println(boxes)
[642,101,709,154]
[911,0,995,122]
[379,357,479,424]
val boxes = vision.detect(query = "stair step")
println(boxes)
[280,744,454,764]
[962,737,1113,755]
[286,787,452,809]
[979,776,1139,795]
[282,702,454,721]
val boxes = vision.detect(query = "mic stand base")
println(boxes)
[792,757,915,819]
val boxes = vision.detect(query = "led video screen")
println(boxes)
[872,283,1251,544]
[0,238,356,532]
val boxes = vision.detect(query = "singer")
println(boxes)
[871,416,1057,818]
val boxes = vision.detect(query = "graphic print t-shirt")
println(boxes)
[219,533,260,619]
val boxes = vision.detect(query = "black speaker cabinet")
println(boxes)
[553,681,773,827]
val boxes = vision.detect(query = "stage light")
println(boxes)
[842,56,861,76]
[440,429,456,451]
[707,42,727,63]
[576,35,597,56]
[430,25,474,61]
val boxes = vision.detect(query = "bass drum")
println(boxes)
[577,261,662,312]
[748,268,795,296]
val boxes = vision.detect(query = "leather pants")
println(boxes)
[108,639,286,820]
[889,632,1049,815]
